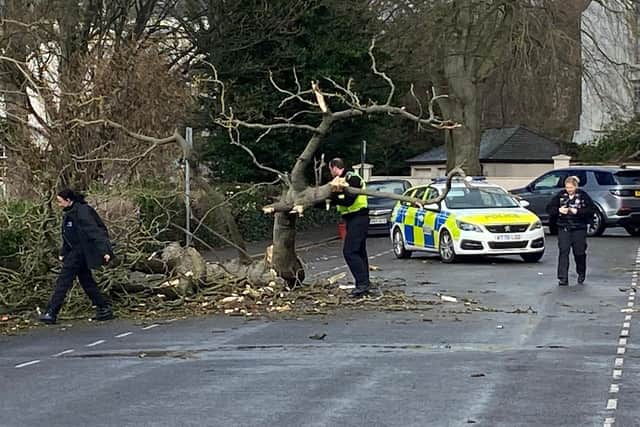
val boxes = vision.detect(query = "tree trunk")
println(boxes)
[439,32,483,176]
[272,211,305,285]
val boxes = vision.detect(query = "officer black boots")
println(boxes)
[95,305,114,321]
[39,311,57,324]
[39,305,114,324]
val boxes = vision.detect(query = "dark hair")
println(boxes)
[57,188,86,203]
[329,158,345,169]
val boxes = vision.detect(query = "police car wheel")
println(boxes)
[439,230,457,263]
[521,251,544,263]
[392,229,411,259]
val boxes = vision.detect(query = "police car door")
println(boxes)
[404,187,426,247]
[420,187,439,249]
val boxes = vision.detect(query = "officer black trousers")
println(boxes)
[48,251,108,315]
[557,228,587,283]
[343,214,370,290]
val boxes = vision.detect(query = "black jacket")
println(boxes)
[545,189,595,230]
[60,201,113,269]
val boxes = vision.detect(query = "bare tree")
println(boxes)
[0,1,192,192]
[378,1,584,174]
[210,40,465,284]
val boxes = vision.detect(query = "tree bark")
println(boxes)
[272,211,305,285]
[440,59,482,176]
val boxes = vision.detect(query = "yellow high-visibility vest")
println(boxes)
[337,172,368,216]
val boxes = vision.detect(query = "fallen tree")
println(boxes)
[0,186,443,335]
[211,40,466,284]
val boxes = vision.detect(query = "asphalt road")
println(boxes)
[1,229,639,427]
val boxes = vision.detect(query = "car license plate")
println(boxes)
[370,217,387,225]
[496,234,521,241]
[635,190,640,197]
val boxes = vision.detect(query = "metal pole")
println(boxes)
[360,139,367,178]
[185,127,193,247]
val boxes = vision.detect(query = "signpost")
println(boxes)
[360,139,366,178]
[185,127,193,247]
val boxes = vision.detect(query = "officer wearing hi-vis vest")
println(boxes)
[328,158,370,297]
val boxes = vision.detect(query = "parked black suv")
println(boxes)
[511,166,640,237]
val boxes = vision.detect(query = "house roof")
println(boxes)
[406,126,563,165]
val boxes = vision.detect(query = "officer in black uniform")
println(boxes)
[328,158,370,297]
[546,176,595,286]
[40,189,115,324]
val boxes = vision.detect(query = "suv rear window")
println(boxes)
[614,171,640,185]
[594,171,617,185]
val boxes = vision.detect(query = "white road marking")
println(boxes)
[86,340,105,347]
[142,324,159,330]
[605,247,640,425]
[52,349,74,357]
[15,360,41,368]
[115,332,133,338]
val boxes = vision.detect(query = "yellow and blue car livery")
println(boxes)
[390,181,545,263]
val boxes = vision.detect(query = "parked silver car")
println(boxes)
[510,166,640,237]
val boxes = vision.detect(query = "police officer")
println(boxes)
[546,176,595,286]
[328,158,370,297]
[40,189,115,324]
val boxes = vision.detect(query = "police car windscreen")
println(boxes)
[445,187,519,209]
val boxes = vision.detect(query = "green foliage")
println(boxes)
[0,200,48,269]
[191,0,429,182]
[579,116,640,164]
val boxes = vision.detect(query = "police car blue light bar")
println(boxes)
[431,176,486,183]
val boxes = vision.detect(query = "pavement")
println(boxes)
[1,227,639,427]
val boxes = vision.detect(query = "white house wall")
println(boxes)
[574,0,639,144]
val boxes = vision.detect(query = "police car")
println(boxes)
[390,178,545,263]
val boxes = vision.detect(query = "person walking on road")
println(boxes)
[328,158,370,298]
[546,176,595,286]
[40,189,115,324]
